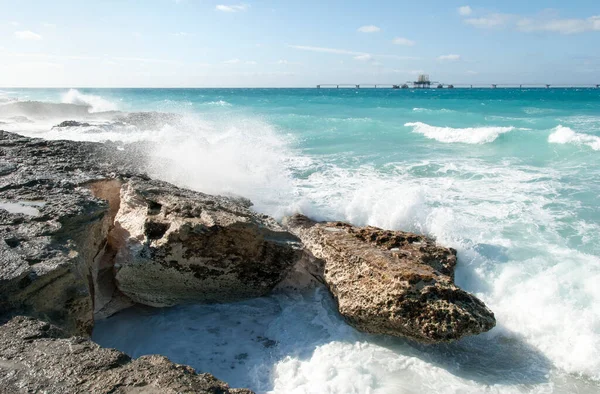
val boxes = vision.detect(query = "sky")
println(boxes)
[0,0,599,87]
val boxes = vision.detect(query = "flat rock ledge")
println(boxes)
[283,214,496,343]
[0,316,251,394]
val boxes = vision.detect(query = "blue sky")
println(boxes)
[1,0,599,87]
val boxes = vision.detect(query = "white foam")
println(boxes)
[405,122,516,144]
[61,89,118,113]
[412,107,454,113]
[281,157,600,386]
[95,287,566,394]
[204,100,232,107]
[548,125,600,151]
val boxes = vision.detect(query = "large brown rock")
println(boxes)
[283,214,496,344]
[111,178,303,307]
[0,316,252,393]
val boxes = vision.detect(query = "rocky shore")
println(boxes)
[0,129,495,392]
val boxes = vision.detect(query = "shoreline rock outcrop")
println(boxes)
[0,316,251,393]
[283,214,496,343]
[0,129,497,392]
[0,129,300,392]
[110,178,302,307]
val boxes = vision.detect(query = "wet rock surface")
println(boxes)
[0,316,252,393]
[283,214,496,344]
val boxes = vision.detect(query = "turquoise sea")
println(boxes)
[1,88,599,393]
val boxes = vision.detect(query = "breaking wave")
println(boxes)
[61,89,118,112]
[548,125,600,151]
[405,122,517,144]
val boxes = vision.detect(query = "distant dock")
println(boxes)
[316,83,600,89]
[317,74,599,89]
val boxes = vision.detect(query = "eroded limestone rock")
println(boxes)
[283,214,496,344]
[0,131,147,335]
[112,179,303,307]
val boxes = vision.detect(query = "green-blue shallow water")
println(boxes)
[1,88,599,393]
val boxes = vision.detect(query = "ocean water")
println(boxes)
[1,87,599,393]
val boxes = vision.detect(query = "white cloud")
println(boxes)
[245,60,257,65]
[458,6,472,16]
[464,13,512,28]
[223,58,241,64]
[216,4,249,12]
[438,54,461,61]
[14,31,42,40]
[357,25,381,33]
[354,54,373,61]
[392,37,416,46]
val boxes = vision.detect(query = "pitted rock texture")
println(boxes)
[112,179,303,307]
[283,214,496,344]
[0,316,253,394]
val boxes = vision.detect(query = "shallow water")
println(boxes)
[2,87,599,393]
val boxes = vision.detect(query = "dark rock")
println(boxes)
[53,120,92,128]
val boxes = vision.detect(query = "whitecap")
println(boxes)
[405,122,517,144]
[548,125,600,151]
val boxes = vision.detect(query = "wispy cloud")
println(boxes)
[438,54,461,61]
[216,4,249,12]
[289,45,366,56]
[223,58,241,64]
[393,69,425,76]
[289,44,420,62]
[458,6,472,16]
[354,54,373,61]
[245,60,257,65]
[461,9,600,34]
[517,15,600,34]
[14,31,42,40]
[357,25,381,33]
[392,37,415,46]
[464,13,512,29]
